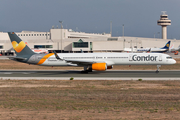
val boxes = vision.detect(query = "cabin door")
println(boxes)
[129,54,133,61]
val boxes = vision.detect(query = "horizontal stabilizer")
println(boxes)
[8,57,27,61]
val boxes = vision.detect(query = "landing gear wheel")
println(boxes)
[88,68,92,72]
[155,70,159,73]
[81,71,89,74]
[156,65,161,73]
[81,66,90,74]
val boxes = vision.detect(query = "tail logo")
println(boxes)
[166,44,169,48]
[11,41,26,53]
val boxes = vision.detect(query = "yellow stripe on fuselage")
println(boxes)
[37,53,54,65]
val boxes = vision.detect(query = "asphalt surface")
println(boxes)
[0,53,179,80]
[0,70,179,80]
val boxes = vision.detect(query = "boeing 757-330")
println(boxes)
[8,32,176,73]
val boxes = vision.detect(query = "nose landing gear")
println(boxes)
[156,65,161,73]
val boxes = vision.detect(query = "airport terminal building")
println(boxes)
[0,28,179,55]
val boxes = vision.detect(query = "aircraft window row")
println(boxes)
[107,57,128,59]
[18,34,50,37]
[63,57,95,59]
[166,57,172,59]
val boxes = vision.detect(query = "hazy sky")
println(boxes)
[0,0,180,39]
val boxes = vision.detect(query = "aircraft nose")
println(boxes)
[172,59,176,64]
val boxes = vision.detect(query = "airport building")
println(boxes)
[0,28,179,55]
[0,12,179,55]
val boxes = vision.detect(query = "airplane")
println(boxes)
[169,44,180,52]
[148,41,171,53]
[24,42,49,54]
[124,41,171,53]
[31,48,49,54]
[8,32,176,73]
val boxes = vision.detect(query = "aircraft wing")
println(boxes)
[65,59,115,67]
[54,51,106,66]
[65,59,104,65]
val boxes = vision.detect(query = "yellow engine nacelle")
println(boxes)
[92,63,107,71]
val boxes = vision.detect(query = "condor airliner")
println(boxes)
[8,32,176,72]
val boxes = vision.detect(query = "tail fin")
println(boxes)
[170,44,174,49]
[161,41,171,49]
[8,32,35,56]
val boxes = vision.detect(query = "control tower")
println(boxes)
[157,11,171,39]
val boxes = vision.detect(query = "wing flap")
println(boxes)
[65,59,107,66]
[66,60,95,65]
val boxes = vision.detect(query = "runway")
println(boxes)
[0,70,180,80]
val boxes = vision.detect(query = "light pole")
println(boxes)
[110,21,112,37]
[122,24,124,37]
[157,32,160,39]
[59,21,63,29]
[59,21,63,53]
[123,39,125,50]
[123,24,125,51]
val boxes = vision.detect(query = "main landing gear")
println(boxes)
[81,66,92,73]
[156,65,161,73]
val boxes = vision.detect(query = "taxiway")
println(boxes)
[0,70,179,80]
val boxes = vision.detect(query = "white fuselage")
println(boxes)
[38,53,176,66]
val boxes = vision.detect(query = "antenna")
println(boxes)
[161,11,167,15]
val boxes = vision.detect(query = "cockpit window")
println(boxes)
[166,57,172,59]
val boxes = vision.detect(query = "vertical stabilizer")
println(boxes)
[8,32,35,56]
[161,41,170,49]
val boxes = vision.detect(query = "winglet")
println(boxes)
[52,50,63,60]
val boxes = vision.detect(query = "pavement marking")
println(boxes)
[0,77,180,80]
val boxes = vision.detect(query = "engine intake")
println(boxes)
[107,65,113,69]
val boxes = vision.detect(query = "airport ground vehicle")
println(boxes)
[174,51,178,55]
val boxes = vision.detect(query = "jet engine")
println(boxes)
[92,63,107,71]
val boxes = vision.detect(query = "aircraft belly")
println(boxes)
[40,60,68,66]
